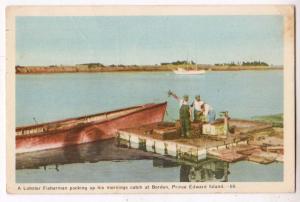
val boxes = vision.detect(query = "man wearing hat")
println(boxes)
[191,95,204,122]
[168,91,192,138]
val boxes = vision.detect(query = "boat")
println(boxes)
[173,68,205,75]
[16,102,167,153]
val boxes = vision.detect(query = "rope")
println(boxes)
[165,91,180,122]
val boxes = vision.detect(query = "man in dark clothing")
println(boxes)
[168,91,192,138]
[179,95,191,137]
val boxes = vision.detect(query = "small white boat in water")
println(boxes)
[173,68,206,75]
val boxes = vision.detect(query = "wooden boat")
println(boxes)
[16,102,167,153]
[173,68,206,75]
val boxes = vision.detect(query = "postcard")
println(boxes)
[6,5,295,193]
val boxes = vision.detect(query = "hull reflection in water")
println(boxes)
[16,139,157,170]
[17,139,229,183]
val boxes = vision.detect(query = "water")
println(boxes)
[15,139,283,183]
[16,71,283,182]
[16,159,283,183]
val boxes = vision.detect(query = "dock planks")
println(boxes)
[117,120,282,164]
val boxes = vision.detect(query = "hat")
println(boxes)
[183,95,189,99]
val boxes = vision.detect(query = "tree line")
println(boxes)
[160,60,196,66]
[215,61,269,66]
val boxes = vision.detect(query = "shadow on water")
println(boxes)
[16,138,229,182]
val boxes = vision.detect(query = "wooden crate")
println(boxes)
[152,127,180,140]
[202,123,224,136]
[191,122,203,136]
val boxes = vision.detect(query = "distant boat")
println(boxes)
[173,68,206,75]
[16,102,167,153]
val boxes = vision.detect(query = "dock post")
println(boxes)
[128,135,131,149]
[138,138,146,151]
[152,142,156,153]
[176,146,181,159]
[164,143,168,155]
[116,132,120,147]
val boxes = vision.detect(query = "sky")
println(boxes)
[16,16,283,66]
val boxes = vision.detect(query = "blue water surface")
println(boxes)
[15,71,283,182]
[16,71,283,126]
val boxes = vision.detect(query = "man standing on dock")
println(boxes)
[191,95,204,122]
[168,90,192,138]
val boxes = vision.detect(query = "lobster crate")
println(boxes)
[202,120,224,136]
[152,127,180,140]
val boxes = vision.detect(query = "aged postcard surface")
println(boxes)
[6,5,295,193]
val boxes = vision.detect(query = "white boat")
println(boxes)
[173,68,206,75]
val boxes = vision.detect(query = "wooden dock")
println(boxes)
[116,119,281,164]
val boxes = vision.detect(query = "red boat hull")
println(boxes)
[16,102,167,153]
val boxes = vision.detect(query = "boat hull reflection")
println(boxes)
[16,139,157,169]
[17,139,230,182]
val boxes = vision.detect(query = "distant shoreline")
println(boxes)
[15,65,283,74]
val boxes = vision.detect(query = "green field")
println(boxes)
[252,114,283,127]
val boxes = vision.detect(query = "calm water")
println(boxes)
[16,159,283,183]
[16,71,283,182]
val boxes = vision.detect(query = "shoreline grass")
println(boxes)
[16,65,283,74]
[252,114,283,128]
